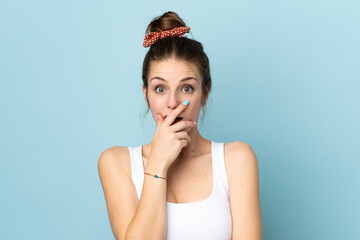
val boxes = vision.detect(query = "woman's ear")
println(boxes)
[201,86,211,106]
[142,85,149,107]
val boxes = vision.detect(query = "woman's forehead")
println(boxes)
[149,59,200,79]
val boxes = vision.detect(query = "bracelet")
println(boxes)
[144,172,167,180]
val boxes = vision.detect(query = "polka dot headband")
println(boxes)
[143,26,191,48]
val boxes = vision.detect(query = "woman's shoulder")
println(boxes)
[223,141,258,173]
[224,140,254,154]
[99,145,131,160]
[97,145,132,177]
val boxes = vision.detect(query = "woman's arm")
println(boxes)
[225,141,263,240]
[98,147,168,240]
[126,158,168,240]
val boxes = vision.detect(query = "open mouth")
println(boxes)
[164,115,184,125]
[172,117,183,125]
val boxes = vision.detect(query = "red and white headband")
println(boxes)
[143,26,191,47]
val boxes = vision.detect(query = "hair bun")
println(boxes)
[145,11,187,34]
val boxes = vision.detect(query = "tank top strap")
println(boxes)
[211,141,230,198]
[128,145,144,199]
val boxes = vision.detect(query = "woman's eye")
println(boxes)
[155,86,165,93]
[183,85,194,93]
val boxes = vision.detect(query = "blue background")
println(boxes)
[1,0,359,239]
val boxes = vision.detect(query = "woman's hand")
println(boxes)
[148,100,197,171]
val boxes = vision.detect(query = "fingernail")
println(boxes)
[156,113,158,119]
[183,100,189,106]
[193,121,198,126]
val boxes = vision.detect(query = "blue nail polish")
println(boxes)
[183,100,189,106]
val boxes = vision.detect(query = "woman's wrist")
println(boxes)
[145,161,168,179]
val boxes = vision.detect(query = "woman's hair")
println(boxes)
[141,11,212,126]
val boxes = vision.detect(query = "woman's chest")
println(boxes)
[143,153,213,204]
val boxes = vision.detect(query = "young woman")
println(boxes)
[98,11,262,240]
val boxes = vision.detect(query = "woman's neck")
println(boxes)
[177,126,210,159]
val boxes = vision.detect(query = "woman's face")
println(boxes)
[143,58,206,127]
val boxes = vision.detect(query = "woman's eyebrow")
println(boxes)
[150,76,198,82]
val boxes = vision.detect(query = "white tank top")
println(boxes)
[128,141,232,240]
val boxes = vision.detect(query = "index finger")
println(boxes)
[163,100,189,126]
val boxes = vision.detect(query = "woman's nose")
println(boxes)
[167,92,181,109]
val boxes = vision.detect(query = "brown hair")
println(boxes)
[142,11,212,123]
